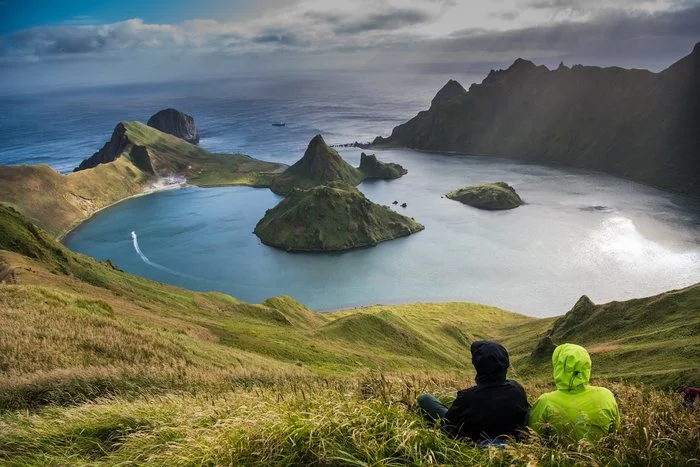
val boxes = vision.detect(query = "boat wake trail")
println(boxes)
[131,231,199,280]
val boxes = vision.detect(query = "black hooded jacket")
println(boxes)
[443,341,530,441]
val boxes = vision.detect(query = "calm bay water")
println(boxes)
[2,72,700,316]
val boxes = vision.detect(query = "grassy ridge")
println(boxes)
[0,121,285,237]
[0,203,698,464]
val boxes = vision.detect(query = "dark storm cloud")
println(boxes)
[436,4,700,60]
[252,30,307,46]
[333,9,434,34]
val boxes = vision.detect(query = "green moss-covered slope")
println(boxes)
[446,181,523,210]
[1,204,699,464]
[0,121,285,237]
[271,135,406,195]
[255,182,424,251]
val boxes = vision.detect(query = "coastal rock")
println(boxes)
[271,135,406,196]
[446,182,523,210]
[271,135,363,195]
[147,108,200,144]
[255,182,424,251]
[359,153,407,179]
[372,42,700,196]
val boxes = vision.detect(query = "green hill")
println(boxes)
[254,182,424,251]
[271,135,407,195]
[0,121,285,237]
[373,42,700,196]
[0,205,698,465]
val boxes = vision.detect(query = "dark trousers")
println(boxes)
[418,394,449,423]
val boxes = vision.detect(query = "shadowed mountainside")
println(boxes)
[374,42,700,196]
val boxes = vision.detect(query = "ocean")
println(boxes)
[2,71,700,316]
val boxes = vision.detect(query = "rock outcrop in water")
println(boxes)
[373,42,700,196]
[359,153,407,180]
[255,181,424,251]
[147,108,200,144]
[271,135,406,196]
[446,182,523,210]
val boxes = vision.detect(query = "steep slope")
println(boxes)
[254,182,424,251]
[374,42,700,196]
[271,135,407,195]
[0,121,285,237]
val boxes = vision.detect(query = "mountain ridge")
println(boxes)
[373,42,700,196]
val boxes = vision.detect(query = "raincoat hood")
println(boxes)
[552,343,591,392]
[471,340,509,386]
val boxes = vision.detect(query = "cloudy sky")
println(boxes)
[1,0,699,90]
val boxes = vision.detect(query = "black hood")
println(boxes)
[471,341,509,386]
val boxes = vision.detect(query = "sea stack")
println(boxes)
[359,153,407,179]
[272,135,408,196]
[147,108,200,144]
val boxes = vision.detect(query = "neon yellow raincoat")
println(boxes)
[529,343,620,440]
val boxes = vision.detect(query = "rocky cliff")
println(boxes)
[374,42,700,196]
[147,108,200,144]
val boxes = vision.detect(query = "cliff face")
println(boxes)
[374,43,700,196]
[147,108,200,144]
[73,123,131,172]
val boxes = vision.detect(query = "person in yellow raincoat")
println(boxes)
[529,343,620,440]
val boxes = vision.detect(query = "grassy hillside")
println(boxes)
[0,121,285,237]
[0,205,698,465]
[254,182,424,251]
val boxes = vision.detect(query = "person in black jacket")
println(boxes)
[417,340,529,442]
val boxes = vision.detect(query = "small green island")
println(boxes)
[446,182,523,210]
[255,181,424,251]
[270,135,407,196]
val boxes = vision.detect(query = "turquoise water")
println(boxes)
[64,148,700,316]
